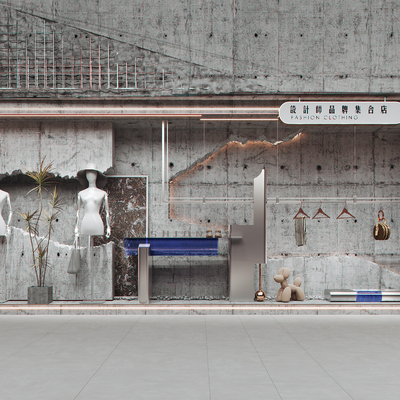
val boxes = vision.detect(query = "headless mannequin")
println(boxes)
[75,171,110,239]
[0,189,12,237]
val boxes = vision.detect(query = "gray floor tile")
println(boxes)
[1,314,400,399]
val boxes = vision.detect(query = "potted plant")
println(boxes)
[20,158,63,304]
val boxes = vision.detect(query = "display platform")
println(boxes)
[324,289,400,302]
[1,299,400,315]
[124,237,219,256]
[124,238,219,304]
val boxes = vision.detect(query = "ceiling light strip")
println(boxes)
[0,107,280,112]
[0,113,203,118]
[200,118,279,121]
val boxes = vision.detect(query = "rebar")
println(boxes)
[116,63,119,89]
[0,19,170,91]
[52,31,55,89]
[98,44,101,89]
[89,36,92,89]
[62,35,64,88]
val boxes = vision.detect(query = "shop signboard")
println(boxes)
[279,102,400,125]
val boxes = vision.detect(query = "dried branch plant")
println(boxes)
[19,158,64,287]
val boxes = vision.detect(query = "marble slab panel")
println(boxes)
[94,177,147,296]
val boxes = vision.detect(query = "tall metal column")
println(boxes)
[138,244,152,304]
[229,169,267,301]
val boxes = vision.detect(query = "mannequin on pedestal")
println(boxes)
[75,163,111,238]
[74,163,111,302]
[0,189,12,237]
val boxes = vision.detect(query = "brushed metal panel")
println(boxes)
[381,291,400,302]
[229,170,266,302]
[330,293,357,302]
[138,244,152,304]
[325,289,357,302]
[326,289,400,302]
[324,288,332,300]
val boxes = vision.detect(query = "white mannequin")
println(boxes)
[0,189,12,237]
[75,169,111,239]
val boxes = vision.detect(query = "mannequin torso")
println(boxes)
[0,191,6,234]
[78,187,107,236]
[0,190,12,236]
[75,170,110,238]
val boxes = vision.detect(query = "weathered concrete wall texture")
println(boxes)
[1,1,400,96]
[0,180,80,248]
[114,119,400,297]
[0,121,114,178]
[2,118,400,299]
[115,120,400,257]
[0,227,114,301]
[1,1,399,299]
[151,256,228,300]
[254,256,400,297]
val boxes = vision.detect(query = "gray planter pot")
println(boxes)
[28,286,53,304]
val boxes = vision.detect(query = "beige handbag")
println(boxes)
[67,237,81,274]
[373,210,390,241]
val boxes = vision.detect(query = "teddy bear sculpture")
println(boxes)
[274,267,305,302]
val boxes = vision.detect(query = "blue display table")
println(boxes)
[124,238,219,257]
[124,238,219,304]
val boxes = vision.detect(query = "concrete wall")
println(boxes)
[113,119,400,297]
[1,116,400,299]
[0,143,114,301]
[1,1,400,96]
[255,256,400,298]
[0,227,114,301]
[1,1,400,299]
[115,120,400,258]
[0,121,114,178]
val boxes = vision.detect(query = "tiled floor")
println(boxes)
[0,315,399,399]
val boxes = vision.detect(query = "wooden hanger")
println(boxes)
[293,204,310,219]
[337,203,355,219]
[312,204,330,219]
